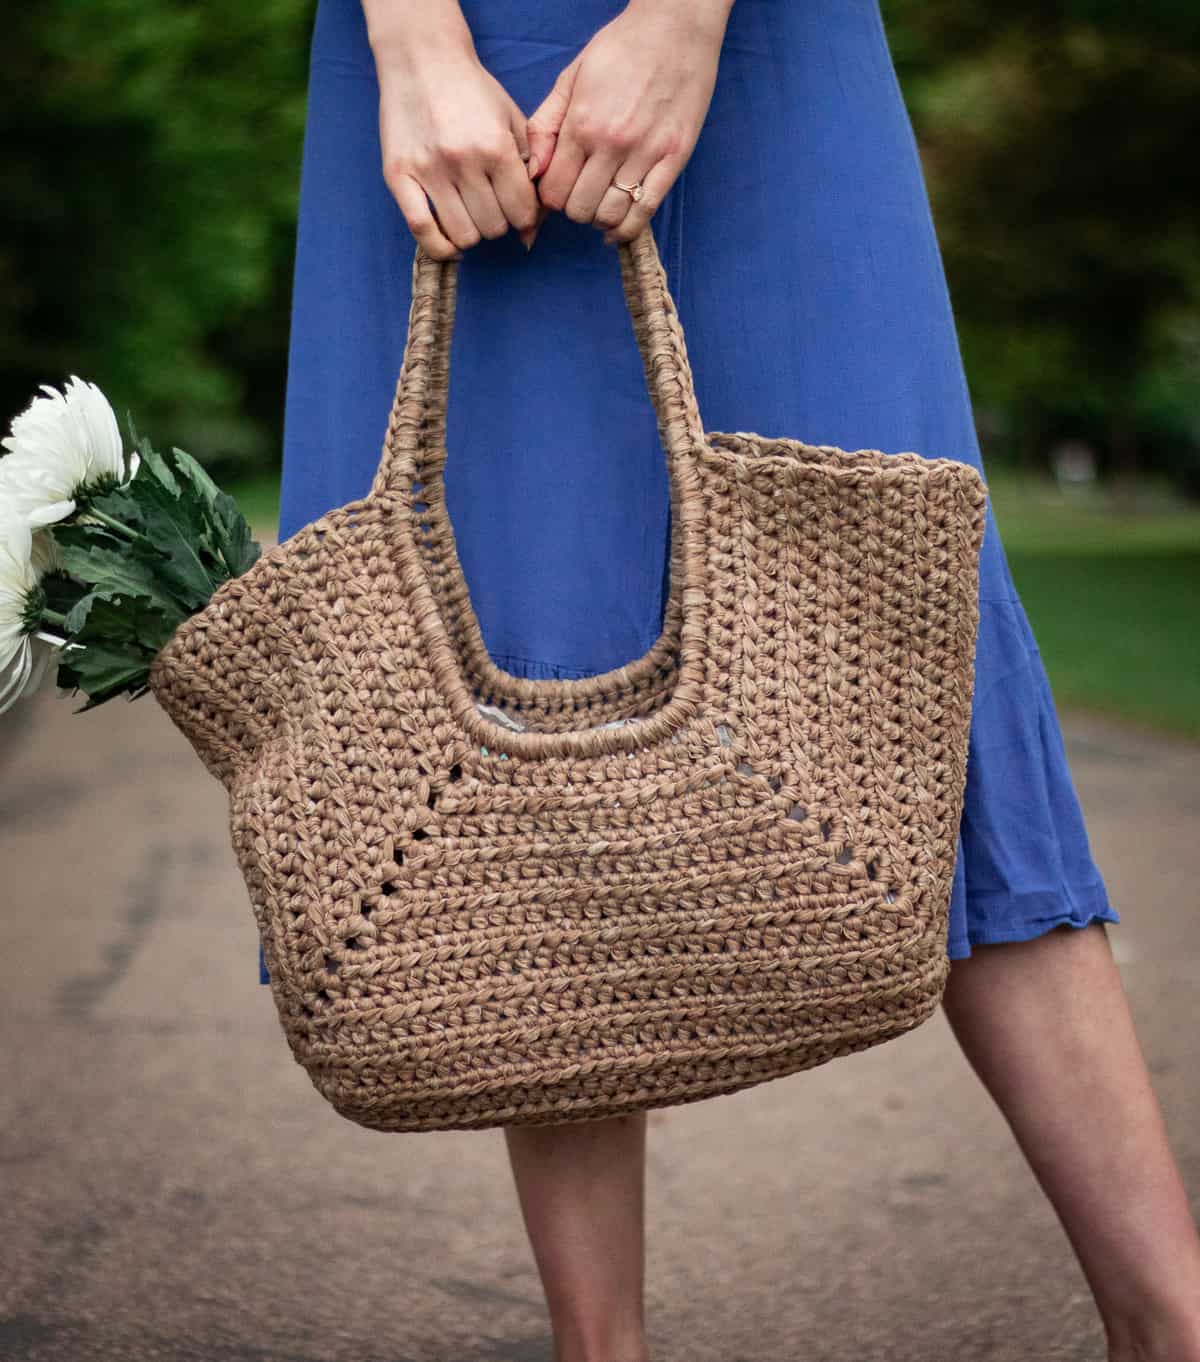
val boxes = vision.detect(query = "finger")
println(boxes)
[487,119,540,242]
[526,55,578,180]
[602,156,678,245]
[511,121,546,251]
[508,104,543,182]
[522,201,552,252]
[562,146,627,225]
[389,173,462,261]
[592,154,656,230]
[422,176,483,252]
[536,121,588,215]
[509,109,532,168]
[457,168,511,241]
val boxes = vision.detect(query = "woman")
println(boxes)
[270,0,1200,1355]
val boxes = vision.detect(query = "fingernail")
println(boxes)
[527,154,540,178]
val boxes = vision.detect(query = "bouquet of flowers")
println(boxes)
[0,376,262,715]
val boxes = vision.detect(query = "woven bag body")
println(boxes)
[149,228,988,1132]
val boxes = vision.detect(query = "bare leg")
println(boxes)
[503,1111,650,1362]
[941,922,1200,1361]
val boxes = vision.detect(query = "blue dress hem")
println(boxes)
[947,878,1119,959]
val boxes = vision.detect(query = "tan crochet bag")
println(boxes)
[149,226,988,1133]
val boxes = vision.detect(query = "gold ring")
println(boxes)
[613,178,645,203]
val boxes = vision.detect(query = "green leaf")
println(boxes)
[57,641,153,711]
[55,539,187,619]
[137,442,181,497]
[39,442,261,708]
[54,581,169,709]
[170,445,262,578]
[92,479,217,610]
[64,589,179,653]
[51,521,137,556]
[214,488,261,577]
[169,444,220,502]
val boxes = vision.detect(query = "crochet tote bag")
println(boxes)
[149,226,988,1134]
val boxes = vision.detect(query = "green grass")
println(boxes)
[986,471,1200,740]
[223,466,1200,741]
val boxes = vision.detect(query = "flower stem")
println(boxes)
[40,607,70,628]
[83,506,150,545]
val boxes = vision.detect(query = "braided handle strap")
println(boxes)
[368,226,709,501]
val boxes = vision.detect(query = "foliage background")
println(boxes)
[883,0,1200,501]
[0,1,312,485]
[3,1,1198,735]
[3,0,1198,498]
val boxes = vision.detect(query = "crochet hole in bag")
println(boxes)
[717,718,897,904]
[424,762,462,811]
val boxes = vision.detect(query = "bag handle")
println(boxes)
[369,225,708,500]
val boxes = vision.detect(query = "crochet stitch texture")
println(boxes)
[149,228,989,1132]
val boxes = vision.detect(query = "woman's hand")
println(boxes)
[524,0,734,249]
[364,1,540,260]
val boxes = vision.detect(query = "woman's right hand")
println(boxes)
[365,3,540,260]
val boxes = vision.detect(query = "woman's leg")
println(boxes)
[941,921,1200,1360]
[504,1111,650,1362]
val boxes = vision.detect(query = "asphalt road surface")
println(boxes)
[2,634,1196,1362]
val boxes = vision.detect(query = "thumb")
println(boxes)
[525,55,579,180]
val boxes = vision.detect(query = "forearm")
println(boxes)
[360,0,474,61]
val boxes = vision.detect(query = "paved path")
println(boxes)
[2,625,1196,1361]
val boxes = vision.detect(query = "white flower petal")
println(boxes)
[29,527,64,577]
[0,636,33,714]
[64,375,125,481]
[0,508,34,579]
[26,499,76,528]
[19,636,55,699]
[1,376,125,528]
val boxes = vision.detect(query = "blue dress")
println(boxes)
[262,0,1118,983]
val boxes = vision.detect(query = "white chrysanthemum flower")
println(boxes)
[30,525,66,577]
[0,375,139,530]
[0,506,67,714]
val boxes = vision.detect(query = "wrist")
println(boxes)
[625,0,735,18]
[361,0,476,65]
[623,0,735,39]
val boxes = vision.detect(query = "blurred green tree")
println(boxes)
[0,0,313,479]
[3,1,1198,499]
[882,0,1200,499]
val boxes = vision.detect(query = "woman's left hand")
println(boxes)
[523,0,734,249]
